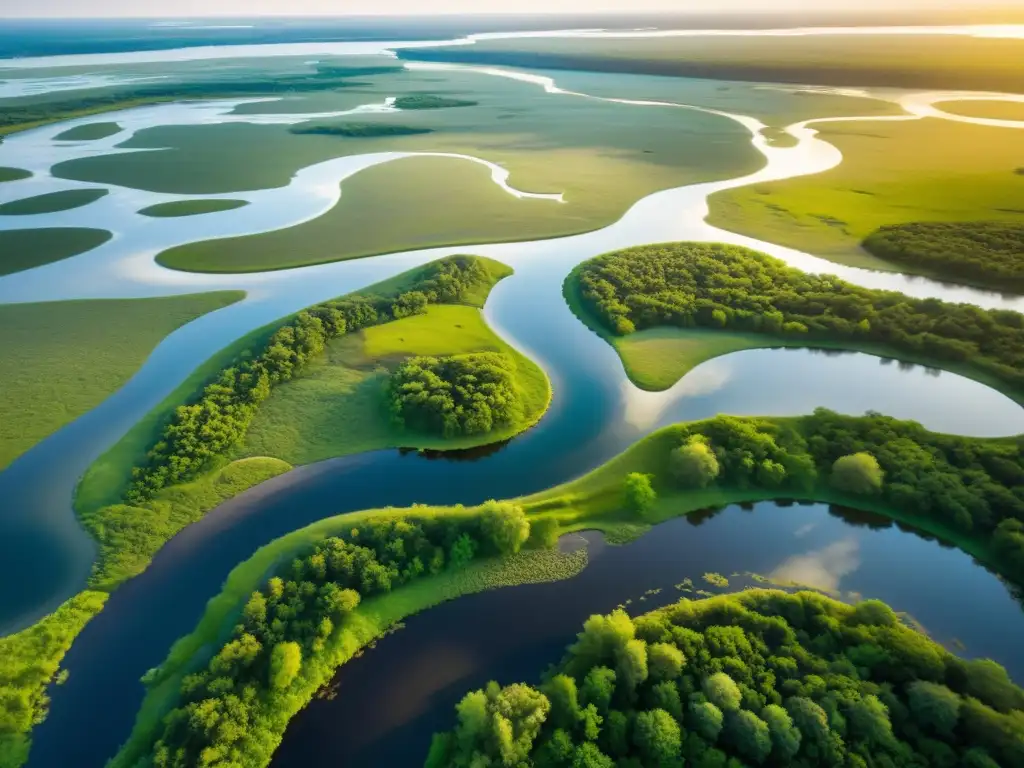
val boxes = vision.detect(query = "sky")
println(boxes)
[2,0,1018,18]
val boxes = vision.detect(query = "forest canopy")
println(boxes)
[569,242,1024,393]
[863,222,1024,293]
[428,589,1024,768]
[389,352,525,437]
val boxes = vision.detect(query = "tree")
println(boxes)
[624,472,657,516]
[535,728,574,768]
[569,610,636,671]
[908,681,962,737]
[615,638,649,695]
[831,452,884,495]
[633,709,683,768]
[648,681,683,723]
[670,436,720,489]
[689,700,724,742]
[846,694,894,747]
[581,667,617,715]
[703,673,742,712]
[727,710,772,764]
[449,533,476,570]
[573,742,615,768]
[480,500,531,555]
[762,703,801,761]
[268,642,301,690]
[544,674,582,731]
[648,642,685,682]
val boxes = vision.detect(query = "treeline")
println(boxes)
[628,410,1024,586]
[146,502,532,768]
[394,94,478,110]
[289,122,433,138]
[863,222,1024,293]
[429,589,1024,768]
[127,256,495,503]
[570,242,1024,393]
[389,352,524,437]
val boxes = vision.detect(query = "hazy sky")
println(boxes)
[2,0,1015,18]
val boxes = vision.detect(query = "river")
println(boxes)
[0,42,1021,768]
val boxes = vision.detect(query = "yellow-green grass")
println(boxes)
[0,168,31,183]
[0,228,112,277]
[707,118,1024,277]
[935,100,1024,122]
[237,303,551,464]
[0,292,244,472]
[112,412,1018,767]
[137,199,248,217]
[53,122,122,141]
[0,189,108,216]
[403,34,1024,92]
[562,272,1024,405]
[0,592,107,768]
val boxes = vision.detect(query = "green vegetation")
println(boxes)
[566,242,1024,399]
[430,589,1024,768]
[114,409,1024,768]
[53,122,122,141]
[401,34,1024,91]
[138,199,249,218]
[237,303,549,463]
[289,122,433,137]
[0,228,112,277]
[935,100,1024,122]
[0,168,31,183]
[0,292,243,471]
[390,352,524,437]
[863,222,1024,293]
[111,504,586,768]
[394,94,478,110]
[0,592,107,768]
[0,189,108,216]
[708,119,1024,280]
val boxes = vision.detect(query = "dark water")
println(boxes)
[24,258,1024,768]
[271,501,1024,768]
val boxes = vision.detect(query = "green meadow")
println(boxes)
[0,189,108,216]
[707,118,1024,275]
[0,228,112,277]
[53,122,122,141]
[137,199,248,217]
[0,292,243,471]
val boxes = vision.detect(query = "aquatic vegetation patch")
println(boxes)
[137,199,248,217]
[0,189,107,216]
[53,122,122,141]
[394,94,478,109]
[289,121,434,137]
[0,167,31,183]
[0,227,111,277]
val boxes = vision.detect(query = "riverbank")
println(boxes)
[563,243,1024,404]
[110,410,1024,768]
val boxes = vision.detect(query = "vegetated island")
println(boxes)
[564,242,1024,396]
[0,189,108,216]
[110,409,1024,768]
[0,64,404,138]
[0,167,31,183]
[429,589,1024,768]
[862,222,1024,294]
[394,94,478,110]
[0,256,550,768]
[53,122,122,141]
[289,122,434,137]
[0,228,112,277]
[137,199,249,218]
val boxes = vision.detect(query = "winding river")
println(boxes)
[0,33,1022,768]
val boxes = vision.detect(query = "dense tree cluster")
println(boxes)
[389,352,524,437]
[149,501,531,768]
[128,256,495,502]
[571,243,1024,392]
[393,94,479,109]
[863,222,1024,292]
[429,590,1024,767]
[289,123,433,137]
[648,410,1024,584]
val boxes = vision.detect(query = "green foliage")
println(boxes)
[128,256,492,502]
[623,472,657,516]
[863,222,1024,292]
[647,642,685,682]
[269,642,302,691]
[670,435,721,489]
[289,122,433,137]
[831,452,885,495]
[394,94,478,109]
[432,591,1024,768]
[480,501,531,555]
[571,242,1024,394]
[389,352,524,438]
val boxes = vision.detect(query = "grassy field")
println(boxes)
[707,118,1024,277]
[400,34,1024,92]
[0,292,243,471]
[0,228,112,276]
[53,122,122,141]
[237,303,550,463]
[935,100,1024,122]
[137,199,248,217]
[0,168,31,183]
[0,189,108,216]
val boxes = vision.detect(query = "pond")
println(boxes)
[270,500,1024,768]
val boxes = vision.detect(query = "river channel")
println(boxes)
[1,43,1022,768]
